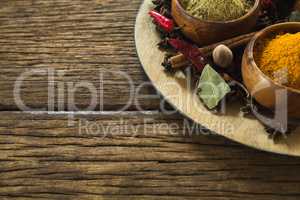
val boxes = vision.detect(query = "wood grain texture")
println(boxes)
[1,112,300,200]
[0,0,160,111]
[1,0,300,199]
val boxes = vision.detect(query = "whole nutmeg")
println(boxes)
[212,45,233,68]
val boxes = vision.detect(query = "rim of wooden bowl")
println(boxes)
[174,0,260,24]
[247,22,300,94]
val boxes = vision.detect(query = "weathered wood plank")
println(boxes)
[1,111,300,200]
[0,0,161,111]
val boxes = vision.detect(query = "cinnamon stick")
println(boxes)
[168,31,257,68]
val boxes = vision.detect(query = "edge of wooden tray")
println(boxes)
[134,0,300,156]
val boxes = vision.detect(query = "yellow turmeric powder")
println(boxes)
[255,32,300,89]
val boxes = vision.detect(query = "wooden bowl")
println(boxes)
[171,0,261,46]
[242,22,300,118]
[295,0,300,10]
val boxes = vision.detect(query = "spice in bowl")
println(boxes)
[180,0,255,21]
[254,32,300,89]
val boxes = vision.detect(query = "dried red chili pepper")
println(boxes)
[261,0,274,9]
[168,38,206,72]
[149,10,174,33]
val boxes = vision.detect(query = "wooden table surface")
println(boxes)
[1,0,300,199]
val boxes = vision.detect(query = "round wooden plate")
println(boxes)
[135,0,300,156]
